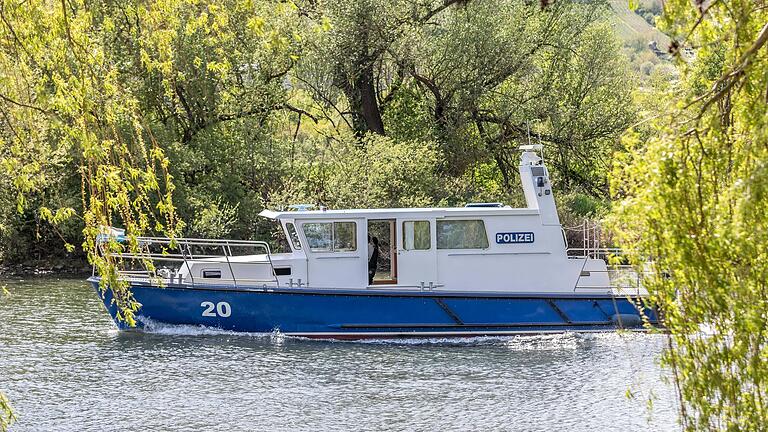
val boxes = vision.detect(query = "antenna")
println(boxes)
[526,120,531,146]
[520,120,543,153]
[539,130,544,163]
[526,119,544,162]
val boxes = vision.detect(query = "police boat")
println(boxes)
[89,145,657,338]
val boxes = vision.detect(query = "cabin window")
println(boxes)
[202,269,222,279]
[302,222,357,252]
[285,222,302,250]
[403,221,431,250]
[333,222,357,251]
[274,267,292,276]
[436,220,489,249]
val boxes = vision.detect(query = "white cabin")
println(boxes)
[179,147,610,293]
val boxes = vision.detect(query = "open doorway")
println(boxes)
[367,219,397,285]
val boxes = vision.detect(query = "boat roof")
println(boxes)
[259,205,539,220]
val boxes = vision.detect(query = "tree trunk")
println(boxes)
[357,62,385,135]
[333,7,386,137]
[337,62,385,137]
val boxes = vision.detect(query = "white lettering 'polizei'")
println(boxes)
[495,232,535,244]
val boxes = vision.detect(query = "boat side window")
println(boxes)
[403,221,431,250]
[436,220,489,249]
[285,222,302,250]
[333,222,357,252]
[302,222,357,252]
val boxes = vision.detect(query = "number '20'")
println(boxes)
[201,301,231,317]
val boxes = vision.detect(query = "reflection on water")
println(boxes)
[0,279,679,431]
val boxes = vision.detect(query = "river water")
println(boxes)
[0,278,679,431]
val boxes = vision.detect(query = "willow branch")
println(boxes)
[283,103,319,123]
[0,92,50,115]
[692,21,768,119]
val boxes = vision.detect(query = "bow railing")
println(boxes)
[96,235,279,289]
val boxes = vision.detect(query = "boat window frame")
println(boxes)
[300,220,358,253]
[402,220,431,250]
[436,219,490,250]
[201,269,222,279]
[284,222,303,251]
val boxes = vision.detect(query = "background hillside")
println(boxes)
[609,0,670,50]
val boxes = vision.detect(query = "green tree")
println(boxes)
[0,0,309,316]
[297,0,635,196]
[610,1,768,429]
[407,3,635,193]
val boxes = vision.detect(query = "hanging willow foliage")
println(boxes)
[0,0,306,316]
[0,383,12,432]
[610,1,768,430]
[0,0,189,325]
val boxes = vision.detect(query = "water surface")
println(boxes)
[0,278,679,431]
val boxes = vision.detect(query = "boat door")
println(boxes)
[299,218,366,288]
[367,219,398,284]
[396,218,437,288]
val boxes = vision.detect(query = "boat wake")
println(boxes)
[337,332,584,347]
[129,316,659,349]
[136,316,279,340]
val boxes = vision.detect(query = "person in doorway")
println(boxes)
[368,235,379,284]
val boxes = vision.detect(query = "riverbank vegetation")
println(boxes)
[1,0,765,429]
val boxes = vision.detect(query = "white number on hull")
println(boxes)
[216,301,231,317]
[201,301,231,317]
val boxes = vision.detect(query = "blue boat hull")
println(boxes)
[89,278,658,339]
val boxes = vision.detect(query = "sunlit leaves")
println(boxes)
[0,390,14,432]
[610,1,768,429]
[270,133,442,209]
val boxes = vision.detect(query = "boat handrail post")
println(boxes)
[593,222,600,259]
[178,239,195,287]
[142,240,157,281]
[262,241,279,288]
[223,241,237,288]
[186,239,195,260]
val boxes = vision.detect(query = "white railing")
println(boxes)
[564,220,631,262]
[97,236,279,289]
[564,220,619,259]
